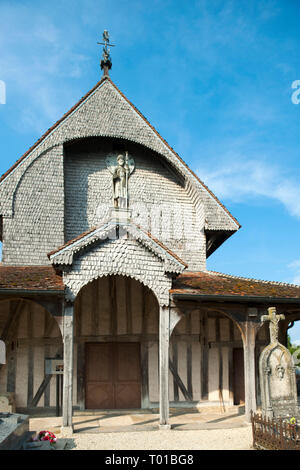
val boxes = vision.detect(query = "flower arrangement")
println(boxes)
[32,430,57,446]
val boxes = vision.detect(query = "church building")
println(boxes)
[1,33,300,432]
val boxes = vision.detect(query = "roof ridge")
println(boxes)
[207,270,300,288]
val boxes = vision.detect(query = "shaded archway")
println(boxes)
[73,275,160,410]
[0,297,63,412]
[170,306,246,410]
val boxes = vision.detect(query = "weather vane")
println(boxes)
[97,30,115,76]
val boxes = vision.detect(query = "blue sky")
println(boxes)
[1,0,300,342]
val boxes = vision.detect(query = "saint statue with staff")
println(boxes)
[106,151,135,208]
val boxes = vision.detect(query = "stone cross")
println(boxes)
[261,307,285,344]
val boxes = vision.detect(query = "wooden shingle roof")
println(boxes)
[171,271,300,302]
[0,265,64,292]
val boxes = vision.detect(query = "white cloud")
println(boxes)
[197,154,300,219]
[0,2,89,133]
[288,260,300,285]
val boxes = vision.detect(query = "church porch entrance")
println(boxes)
[74,276,160,413]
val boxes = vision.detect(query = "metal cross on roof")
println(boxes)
[97,30,115,76]
[261,307,285,344]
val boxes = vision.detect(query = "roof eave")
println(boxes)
[206,229,238,258]
[171,292,300,304]
[0,288,64,296]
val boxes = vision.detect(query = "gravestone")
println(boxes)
[259,307,299,419]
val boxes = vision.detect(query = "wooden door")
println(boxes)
[85,343,141,409]
[233,348,245,405]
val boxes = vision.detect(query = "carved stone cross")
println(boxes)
[261,307,285,344]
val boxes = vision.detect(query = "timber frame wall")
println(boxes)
[0,277,275,412]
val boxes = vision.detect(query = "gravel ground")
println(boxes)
[70,426,253,450]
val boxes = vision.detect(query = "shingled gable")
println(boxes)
[48,220,187,275]
[0,75,240,235]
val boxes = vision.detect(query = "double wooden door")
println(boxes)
[85,342,141,409]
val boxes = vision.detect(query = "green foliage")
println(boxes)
[288,334,300,363]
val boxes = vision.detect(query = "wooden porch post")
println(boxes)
[242,317,258,422]
[62,301,74,434]
[159,305,171,429]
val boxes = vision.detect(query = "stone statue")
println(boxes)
[106,152,135,209]
[259,307,298,419]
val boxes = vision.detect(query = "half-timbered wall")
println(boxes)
[0,299,62,409]
[0,287,270,410]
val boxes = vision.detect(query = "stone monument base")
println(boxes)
[0,413,29,450]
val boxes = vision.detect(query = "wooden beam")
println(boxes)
[30,374,53,407]
[27,306,34,407]
[5,301,24,392]
[44,345,50,407]
[141,342,149,408]
[169,357,193,402]
[159,305,170,428]
[92,279,99,336]
[243,317,258,421]
[62,303,74,428]
[44,313,56,338]
[125,277,132,335]
[1,300,25,343]
[201,311,208,400]
[29,348,63,408]
[172,342,179,402]
[77,342,85,411]
[141,285,148,336]
[186,313,193,400]
[14,337,61,346]
[76,293,82,337]
[216,318,225,411]
[228,319,234,405]
[110,277,117,336]
[6,345,16,393]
